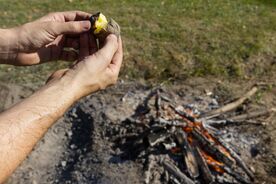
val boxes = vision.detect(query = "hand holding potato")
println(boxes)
[0,11,91,65]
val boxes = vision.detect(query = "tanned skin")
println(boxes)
[0,11,123,183]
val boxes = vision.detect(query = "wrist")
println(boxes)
[60,69,100,100]
[47,71,94,103]
[0,28,19,63]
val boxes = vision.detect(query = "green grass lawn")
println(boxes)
[0,0,275,85]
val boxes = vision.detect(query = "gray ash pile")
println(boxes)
[110,87,273,184]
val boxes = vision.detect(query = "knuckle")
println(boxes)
[68,22,79,31]
[45,22,57,34]
[47,22,55,28]
[47,12,57,18]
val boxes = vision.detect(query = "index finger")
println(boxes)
[61,11,92,21]
[37,11,92,23]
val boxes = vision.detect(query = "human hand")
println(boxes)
[12,11,92,65]
[47,33,123,99]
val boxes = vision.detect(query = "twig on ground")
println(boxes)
[202,87,258,119]
[229,108,273,121]
[207,119,266,127]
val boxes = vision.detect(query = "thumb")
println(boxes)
[46,21,91,36]
[93,34,119,66]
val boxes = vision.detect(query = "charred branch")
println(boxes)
[229,108,273,121]
[211,134,254,181]
[191,128,235,167]
[147,131,170,147]
[156,118,187,127]
[161,159,195,184]
[169,104,196,122]
[175,129,199,179]
[206,119,266,127]
[222,165,251,184]
[144,155,156,184]
[155,90,162,118]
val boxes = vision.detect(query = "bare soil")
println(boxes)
[1,79,275,184]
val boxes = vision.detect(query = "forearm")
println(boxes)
[0,28,18,64]
[0,76,79,183]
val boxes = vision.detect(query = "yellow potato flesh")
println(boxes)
[94,13,108,34]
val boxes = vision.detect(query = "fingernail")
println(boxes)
[81,21,91,30]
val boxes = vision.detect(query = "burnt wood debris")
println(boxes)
[112,86,274,184]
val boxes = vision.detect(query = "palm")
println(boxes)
[15,11,91,66]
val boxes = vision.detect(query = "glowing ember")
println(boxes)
[200,150,225,174]
[171,147,181,154]
[172,105,234,167]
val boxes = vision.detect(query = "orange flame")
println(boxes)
[183,110,233,161]
[187,134,193,144]
[171,147,181,154]
[200,150,225,173]
[171,107,233,174]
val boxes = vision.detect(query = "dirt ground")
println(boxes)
[1,79,275,184]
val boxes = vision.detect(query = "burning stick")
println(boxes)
[202,87,258,119]
[210,134,255,181]
[175,129,199,179]
[193,147,215,184]
[161,159,195,184]
[224,152,254,183]
[169,105,196,123]
[191,128,235,167]
[200,151,251,184]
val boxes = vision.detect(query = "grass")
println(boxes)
[0,0,275,86]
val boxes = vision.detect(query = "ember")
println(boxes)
[112,87,273,184]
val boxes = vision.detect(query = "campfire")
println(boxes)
[111,86,274,184]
